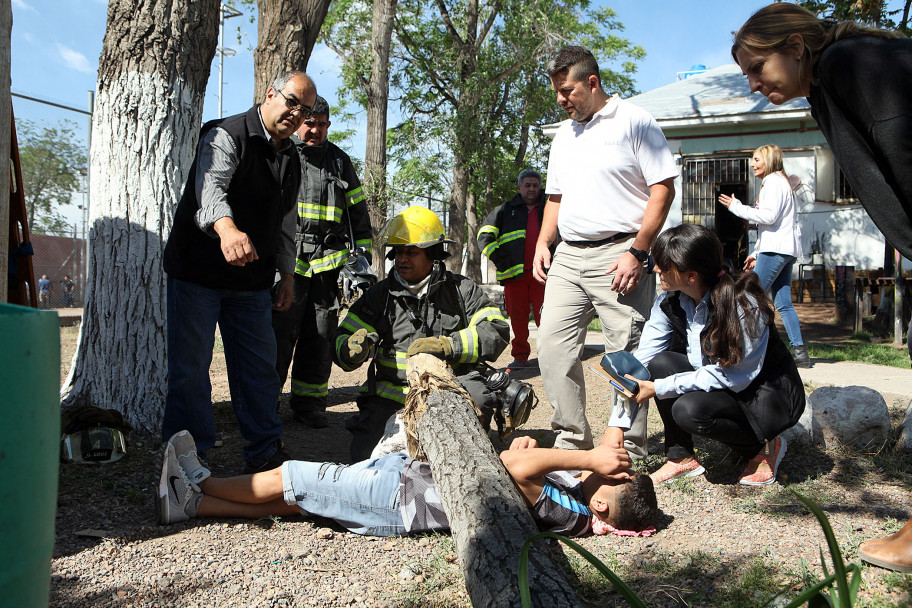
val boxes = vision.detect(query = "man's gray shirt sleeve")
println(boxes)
[194,127,239,237]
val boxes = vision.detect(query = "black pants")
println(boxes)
[649,351,765,460]
[271,270,340,413]
[347,371,498,462]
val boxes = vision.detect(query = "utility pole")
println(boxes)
[217,3,243,118]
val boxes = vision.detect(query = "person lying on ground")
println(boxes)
[159,429,658,538]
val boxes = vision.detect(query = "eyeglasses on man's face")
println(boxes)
[303,119,330,129]
[276,89,314,118]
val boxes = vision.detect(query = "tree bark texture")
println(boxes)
[254,0,332,101]
[60,0,219,434]
[408,354,580,608]
[0,0,11,303]
[449,156,470,274]
[363,0,398,273]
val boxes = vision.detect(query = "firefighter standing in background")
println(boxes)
[272,96,373,429]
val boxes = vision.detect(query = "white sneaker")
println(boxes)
[167,430,210,492]
[157,443,199,524]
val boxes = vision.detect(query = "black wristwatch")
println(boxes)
[628,246,649,264]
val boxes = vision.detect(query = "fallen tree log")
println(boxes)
[406,354,580,608]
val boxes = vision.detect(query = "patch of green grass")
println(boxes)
[636,551,787,607]
[394,535,465,608]
[731,477,840,516]
[640,553,676,575]
[715,554,789,608]
[806,339,910,368]
[858,571,912,608]
[665,475,699,495]
[566,547,626,602]
[587,318,602,332]
[872,450,912,488]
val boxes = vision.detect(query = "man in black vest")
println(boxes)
[271,96,372,429]
[162,71,317,474]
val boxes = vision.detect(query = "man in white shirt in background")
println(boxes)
[533,46,677,457]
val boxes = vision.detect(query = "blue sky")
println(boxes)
[11,0,772,155]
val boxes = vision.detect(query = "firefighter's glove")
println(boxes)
[345,329,379,366]
[406,336,455,360]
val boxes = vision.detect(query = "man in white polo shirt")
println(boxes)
[533,46,677,456]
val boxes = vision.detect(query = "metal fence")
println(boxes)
[12,90,93,309]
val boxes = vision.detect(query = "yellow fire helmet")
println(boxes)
[378,206,455,248]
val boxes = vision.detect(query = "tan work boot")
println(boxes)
[858,518,912,573]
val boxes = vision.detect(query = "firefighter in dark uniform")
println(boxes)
[333,206,511,460]
[272,96,373,428]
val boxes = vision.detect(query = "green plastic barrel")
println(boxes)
[0,303,61,607]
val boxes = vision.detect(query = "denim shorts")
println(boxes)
[281,453,408,536]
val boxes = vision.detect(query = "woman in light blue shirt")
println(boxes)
[629,224,805,486]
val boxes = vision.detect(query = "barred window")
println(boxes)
[681,157,753,228]
[836,168,859,204]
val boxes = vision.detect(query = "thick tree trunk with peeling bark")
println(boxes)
[253,0,332,100]
[60,0,219,433]
[0,1,10,303]
[407,354,580,607]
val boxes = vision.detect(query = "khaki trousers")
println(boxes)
[538,240,655,455]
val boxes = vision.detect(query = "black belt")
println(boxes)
[295,233,321,244]
[564,232,635,248]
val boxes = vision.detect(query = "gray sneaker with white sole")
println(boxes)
[166,430,211,492]
[157,443,201,524]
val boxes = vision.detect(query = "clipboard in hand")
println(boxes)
[588,350,650,398]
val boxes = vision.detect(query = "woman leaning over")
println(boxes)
[733,2,912,573]
[719,144,808,368]
[630,224,805,487]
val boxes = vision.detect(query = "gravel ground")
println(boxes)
[52,307,912,607]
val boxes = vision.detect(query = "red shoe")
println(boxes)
[650,457,705,485]
[738,436,787,486]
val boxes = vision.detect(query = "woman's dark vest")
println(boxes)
[164,106,300,291]
[660,292,806,443]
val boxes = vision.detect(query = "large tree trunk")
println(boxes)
[449,156,470,274]
[407,354,580,607]
[253,0,332,100]
[0,0,10,304]
[464,186,481,281]
[60,0,219,433]
[364,0,397,274]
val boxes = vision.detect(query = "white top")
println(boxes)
[726,172,802,258]
[544,96,678,242]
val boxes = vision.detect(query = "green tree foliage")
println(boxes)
[323,0,643,278]
[17,119,87,236]
[795,0,910,35]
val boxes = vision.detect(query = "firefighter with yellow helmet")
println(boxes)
[333,206,510,460]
